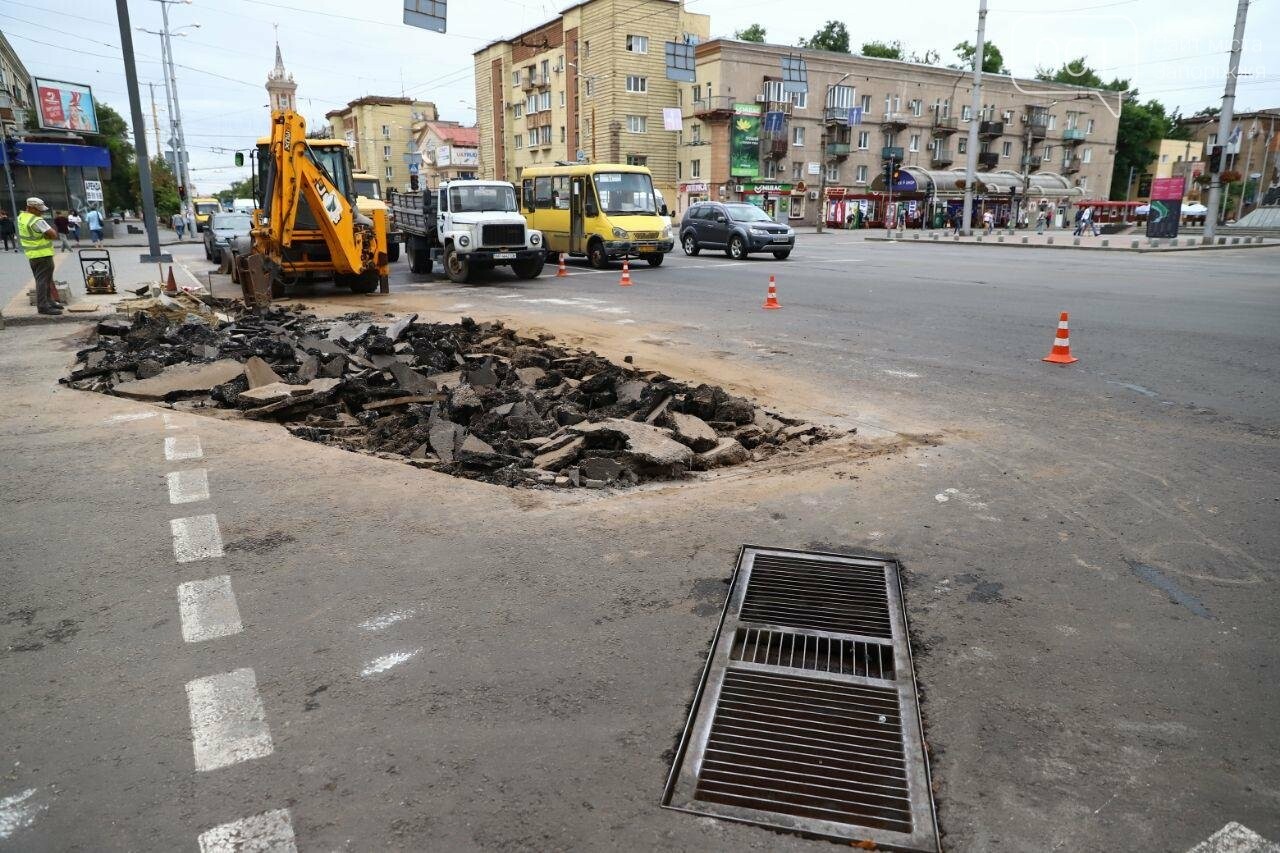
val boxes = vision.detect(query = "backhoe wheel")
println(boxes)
[511,256,545,280]
[445,245,472,283]
[339,271,380,294]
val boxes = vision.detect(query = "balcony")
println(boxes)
[978,151,999,170]
[1022,154,1043,171]
[520,74,536,91]
[823,107,851,125]
[880,113,908,131]
[1063,156,1082,174]
[881,146,904,162]
[932,116,958,135]
[690,96,735,119]
[978,120,1004,138]
[762,98,793,116]
[1063,128,1086,144]
[826,142,852,159]
[764,136,788,159]
[931,151,954,168]
[1026,106,1049,139]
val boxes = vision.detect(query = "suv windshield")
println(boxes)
[213,214,251,230]
[449,184,517,213]
[726,204,773,222]
[593,172,657,215]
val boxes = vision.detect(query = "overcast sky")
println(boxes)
[4,0,1277,193]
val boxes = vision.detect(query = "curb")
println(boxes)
[865,236,1278,253]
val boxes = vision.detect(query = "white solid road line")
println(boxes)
[167,468,211,504]
[171,514,225,563]
[178,576,243,643]
[186,668,275,772]
[198,809,297,853]
[165,434,203,461]
[106,412,157,424]
[360,649,422,677]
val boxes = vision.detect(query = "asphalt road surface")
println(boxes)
[2,232,1277,852]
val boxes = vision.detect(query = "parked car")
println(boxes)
[203,212,253,262]
[679,202,794,260]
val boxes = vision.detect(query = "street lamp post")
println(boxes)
[146,0,197,218]
[113,0,168,262]
[816,72,853,235]
[960,0,988,237]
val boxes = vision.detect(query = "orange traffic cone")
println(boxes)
[762,275,781,310]
[556,253,568,277]
[164,266,178,294]
[1042,311,1078,364]
[619,258,633,287]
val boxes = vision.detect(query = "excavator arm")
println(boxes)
[257,109,374,276]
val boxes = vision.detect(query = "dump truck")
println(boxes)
[234,110,389,299]
[352,171,401,263]
[387,180,545,283]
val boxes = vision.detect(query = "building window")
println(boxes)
[381,125,390,138]
[1078,176,1088,191]
[764,159,778,179]
[584,40,590,57]
[514,133,523,149]
[883,131,897,148]
[793,161,803,179]
[691,159,701,177]
[910,134,920,152]
[764,80,785,102]
[385,166,393,179]
[1047,114,1057,130]
[793,126,805,146]
[1003,109,1013,123]
[857,131,870,150]
[561,126,566,142]
[626,75,647,93]
[691,84,701,102]
[627,114,647,133]
[1160,153,1169,163]
[1001,140,1011,157]
[828,85,854,110]
[1207,132,1217,146]
[792,91,807,109]
[626,154,648,166]
[1043,145,1054,160]
[512,71,520,87]
[585,79,594,97]
[884,94,901,116]
[691,124,702,143]
[513,103,522,118]
[1086,118,1095,134]
[958,138,967,154]
[859,94,872,114]
[961,105,972,121]
[540,59,550,78]
[383,145,392,157]
[911,99,923,117]
[540,91,551,111]
[1083,147,1092,164]
[560,91,565,107]
[855,164,868,183]
[825,163,839,182]
[626,34,649,53]
[543,126,553,145]
[677,162,682,180]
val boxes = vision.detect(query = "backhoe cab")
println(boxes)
[247,110,389,299]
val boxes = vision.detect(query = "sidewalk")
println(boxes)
[0,245,209,328]
[866,227,1275,252]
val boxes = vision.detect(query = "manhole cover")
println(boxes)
[663,546,939,851]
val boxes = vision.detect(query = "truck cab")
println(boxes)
[389,180,545,283]
[352,172,401,263]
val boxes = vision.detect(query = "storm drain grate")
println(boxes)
[664,546,938,851]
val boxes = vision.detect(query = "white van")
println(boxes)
[231,198,255,215]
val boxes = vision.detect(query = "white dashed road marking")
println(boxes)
[198,809,297,853]
[165,434,203,461]
[167,468,211,504]
[186,668,275,772]
[163,413,184,430]
[360,649,422,677]
[178,576,243,643]
[171,514,225,563]
[106,412,157,424]
[359,609,417,631]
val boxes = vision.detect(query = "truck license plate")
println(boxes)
[493,252,517,260]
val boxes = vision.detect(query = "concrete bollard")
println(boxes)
[1132,240,1140,249]
[1047,237,1054,245]
[954,235,960,241]
[1218,237,1227,245]
[932,234,939,241]
[1073,237,1080,246]
[1244,236,1253,244]
[1101,239,1109,247]
[1021,237,1028,244]
[997,236,1004,243]
[1231,237,1240,245]
[1171,238,1179,246]
[1148,239,1157,247]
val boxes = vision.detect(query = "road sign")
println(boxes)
[84,179,103,203]
[408,163,419,175]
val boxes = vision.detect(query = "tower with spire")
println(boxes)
[265,30,296,113]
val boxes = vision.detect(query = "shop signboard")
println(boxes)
[730,103,761,178]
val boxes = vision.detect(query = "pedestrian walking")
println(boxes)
[68,211,83,245]
[18,198,61,315]
[1072,206,1084,236]
[0,211,15,252]
[85,206,105,246]
[982,209,994,235]
[53,210,72,252]
[1035,209,1047,235]
[1085,206,1100,236]
[172,211,186,239]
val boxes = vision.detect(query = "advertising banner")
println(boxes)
[454,148,479,167]
[33,78,98,134]
[730,103,761,178]
[1147,175,1183,238]
[436,145,452,166]
[84,180,103,203]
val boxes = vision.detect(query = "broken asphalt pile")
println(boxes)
[65,305,841,488]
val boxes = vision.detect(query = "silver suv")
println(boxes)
[679,202,794,260]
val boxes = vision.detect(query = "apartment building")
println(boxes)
[1142,138,1204,200]
[1179,109,1280,201]
[326,96,439,192]
[416,120,480,185]
[473,0,710,206]
[678,40,1120,226]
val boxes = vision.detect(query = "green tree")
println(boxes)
[953,40,1008,74]
[860,40,903,60]
[82,102,138,213]
[141,156,181,218]
[800,21,851,53]
[735,24,766,43]
[1034,57,1128,91]
[215,177,256,205]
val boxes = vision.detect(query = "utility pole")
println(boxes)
[156,0,195,212]
[960,0,987,237]
[148,83,162,158]
[113,0,168,262]
[1203,0,1249,242]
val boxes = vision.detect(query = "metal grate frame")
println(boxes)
[663,546,939,851]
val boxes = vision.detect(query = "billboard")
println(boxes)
[33,78,99,134]
[436,146,478,168]
[1146,176,1184,239]
[730,103,761,179]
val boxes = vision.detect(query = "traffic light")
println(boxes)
[409,173,419,191]
[1208,144,1223,173]
[234,152,244,167]
[891,164,902,183]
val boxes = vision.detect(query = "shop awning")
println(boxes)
[975,169,1083,198]
[9,142,111,168]
[864,166,1084,198]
